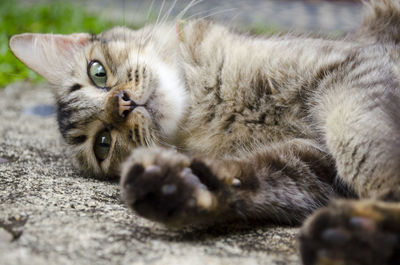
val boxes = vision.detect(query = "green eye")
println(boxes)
[94,130,112,161]
[88,61,107,88]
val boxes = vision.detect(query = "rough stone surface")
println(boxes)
[0,82,300,264]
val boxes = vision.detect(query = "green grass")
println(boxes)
[0,0,131,87]
[246,23,278,36]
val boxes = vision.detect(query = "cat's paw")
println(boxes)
[299,200,400,265]
[120,147,226,226]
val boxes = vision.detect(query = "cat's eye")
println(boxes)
[94,130,112,161]
[88,60,107,88]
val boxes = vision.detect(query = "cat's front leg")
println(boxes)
[120,140,336,226]
[120,147,236,226]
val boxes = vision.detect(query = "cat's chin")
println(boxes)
[143,90,157,116]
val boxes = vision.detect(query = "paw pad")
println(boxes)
[349,217,376,233]
[321,228,350,245]
[161,184,177,195]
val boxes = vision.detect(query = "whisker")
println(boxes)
[153,133,176,149]
[154,0,166,28]
[145,0,168,52]
[177,0,204,19]
[187,7,238,21]
[145,0,156,21]
[159,0,178,26]
[184,6,223,20]
[151,0,203,55]
[136,0,157,72]
[121,0,134,85]
[122,0,126,26]
[150,1,237,58]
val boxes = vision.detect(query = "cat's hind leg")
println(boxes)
[300,65,400,264]
[300,200,400,265]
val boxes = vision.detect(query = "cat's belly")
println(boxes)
[174,20,352,157]
[179,92,315,157]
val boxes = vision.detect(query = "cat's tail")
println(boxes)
[355,0,400,44]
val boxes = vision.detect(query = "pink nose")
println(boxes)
[117,91,138,118]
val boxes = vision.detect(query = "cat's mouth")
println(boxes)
[144,91,157,119]
[144,90,165,134]
[132,89,162,132]
[125,86,158,121]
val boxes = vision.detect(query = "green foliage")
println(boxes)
[0,1,275,88]
[247,23,278,36]
[0,0,128,87]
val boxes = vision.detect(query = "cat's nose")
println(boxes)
[117,90,138,118]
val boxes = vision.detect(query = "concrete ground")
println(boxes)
[0,83,300,265]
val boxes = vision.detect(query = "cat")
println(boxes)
[9,0,400,264]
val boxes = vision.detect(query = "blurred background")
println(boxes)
[0,0,363,88]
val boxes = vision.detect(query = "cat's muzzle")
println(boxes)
[117,90,141,118]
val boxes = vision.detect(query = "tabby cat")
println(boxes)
[9,0,400,264]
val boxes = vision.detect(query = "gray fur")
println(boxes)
[9,0,400,227]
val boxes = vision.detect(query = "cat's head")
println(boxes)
[9,27,187,178]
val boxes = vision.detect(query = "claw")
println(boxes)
[196,189,214,209]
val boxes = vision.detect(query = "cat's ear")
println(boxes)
[9,33,90,83]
